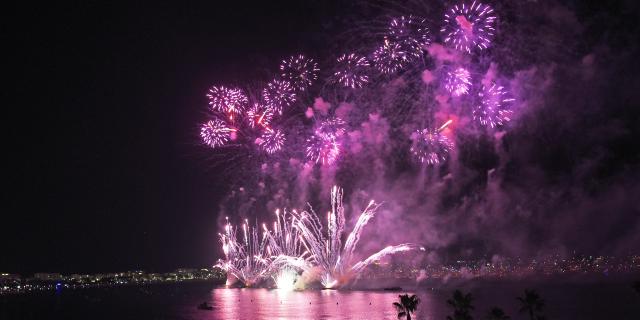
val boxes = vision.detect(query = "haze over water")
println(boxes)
[2,280,639,319]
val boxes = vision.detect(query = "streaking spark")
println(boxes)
[218,218,270,287]
[441,1,496,53]
[293,186,423,288]
[315,117,346,139]
[474,83,515,128]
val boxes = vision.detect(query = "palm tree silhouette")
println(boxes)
[446,289,474,320]
[517,289,545,320]
[633,281,640,295]
[393,294,420,320]
[485,307,510,320]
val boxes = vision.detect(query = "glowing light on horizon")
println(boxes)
[441,1,496,53]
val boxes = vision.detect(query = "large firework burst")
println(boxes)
[441,1,496,53]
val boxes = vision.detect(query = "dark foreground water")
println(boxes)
[2,278,639,319]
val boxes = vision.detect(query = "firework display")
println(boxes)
[444,67,472,96]
[280,55,319,91]
[441,1,496,53]
[199,2,536,290]
[218,187,423,289]
[333,53,370,88]
[474,83,515,128]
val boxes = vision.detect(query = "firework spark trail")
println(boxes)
[350,244,424,274]
[266,209,312,271]
[441,1,496,53]
[474,83,515,128]
[444,67,472,96]
[333,53,370,88]
[293,186,422,288]
[206,86,249,121]
[218,218,270,287]
[280,55,319,91]
[200,119,236,148]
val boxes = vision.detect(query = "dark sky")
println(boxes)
[3,1,347,275]
[4,1,640,275]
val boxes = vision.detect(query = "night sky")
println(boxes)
[4,1,640,275]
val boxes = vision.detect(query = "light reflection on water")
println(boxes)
[181,288,441,320]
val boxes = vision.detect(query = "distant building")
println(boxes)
[33,273,62,281]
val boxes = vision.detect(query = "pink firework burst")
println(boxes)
[388,15,432,58]
[474,83,515,128]
[200,119,235,148]
[262,80,297,115]
[410,129,454,165]
[372,38,409,74]
[306,134,340,165]
[315,117,346,139]
[334,53,370,88]
[245,103,274,129]
[444,67,472,96]
[441,1,496,53]
[206,86,248,121]
[280,54,319,91]
[257,128,285,154]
